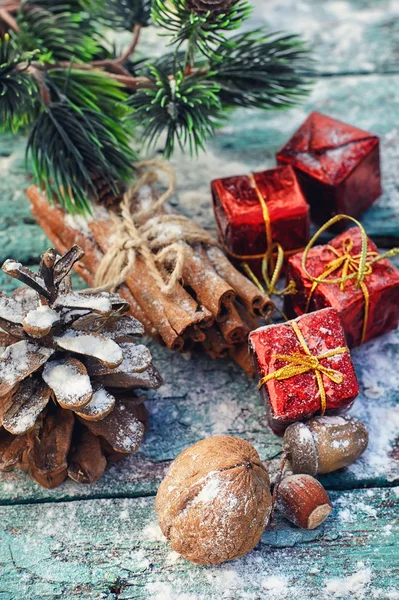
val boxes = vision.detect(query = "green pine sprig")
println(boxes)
[129,64,222,157]
[0,0,312,214]
[0,34,40,133]
[27,96,136,214]
[15,0,102,62]
[97,0,153,30]
[152,0,251,63]
[209,29,311,109]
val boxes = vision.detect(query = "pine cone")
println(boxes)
[90,171,125,209]
[185,0,235,13]
[0,245,162,488]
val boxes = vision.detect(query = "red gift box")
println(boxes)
[249,308,359,434]
[211,165,310,277]
[276,112,381,228]
[285,226,399,348]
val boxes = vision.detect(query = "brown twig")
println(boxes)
[106,73,155,90]
[0,8,19,32]
[116,23,142,64]
[55,24,141,72]
[25,65,51,106]
[0,1,20,14]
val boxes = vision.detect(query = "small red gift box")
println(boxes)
[249,308,359,434]
[285,226,399,348]
[276,112,381,228]
[211,165,310,277]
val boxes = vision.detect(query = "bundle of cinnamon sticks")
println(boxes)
[27,185,273,375]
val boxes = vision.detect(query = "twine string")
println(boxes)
[258,321,348,415]
[85,159,217,295]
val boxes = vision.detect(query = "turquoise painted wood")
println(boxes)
[1,1,399,598]
[0,488,398,600]
[1,326,399,505]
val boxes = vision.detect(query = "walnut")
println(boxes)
[155,436,272,564]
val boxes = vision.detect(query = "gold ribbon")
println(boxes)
[302,214,399,343]
[258,321,348,414]
[225,173,300,297]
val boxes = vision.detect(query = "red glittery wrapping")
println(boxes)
[249,308,359,434]
[276,112,381,229]
[211,165,310,275]
[286,227,399,348]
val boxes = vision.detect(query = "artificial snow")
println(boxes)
[54,330,123,366]
[42,359,92,406]
[77,387,115,418]
[24,305,59,332]
[53,292,112,315]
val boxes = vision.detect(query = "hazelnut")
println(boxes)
[277,474,332,529]
[283,415,368,475]
[155,436,272,564]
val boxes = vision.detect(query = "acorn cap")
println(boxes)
[283,422,319,476]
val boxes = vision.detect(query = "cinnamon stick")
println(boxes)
[89,216,211,345]
[181,244,235,322]
[219,302,250,345]
[206,246,274,318]
[202,326,232,359]
[28,186,160,340]
[229,343,255,377]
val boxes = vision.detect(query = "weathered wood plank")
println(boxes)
[0,487,398,599]
[141,0,399,76]
[0,74,399,294]
[170,75,399,246]
[1,324,398,503]
[254,0,399,75]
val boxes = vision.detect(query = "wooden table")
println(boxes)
[1,2,399,598]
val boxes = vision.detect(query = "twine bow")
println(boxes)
[86,159,217,295]
[302,214,399,343]
[258,321,348,414]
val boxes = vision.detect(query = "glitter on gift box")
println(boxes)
[249,308,359,434]
[277,112,381,228]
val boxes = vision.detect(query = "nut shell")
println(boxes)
[283,415,369,475]
[155,436,272,564]
[277,474,332,529]
[283,421,319,475]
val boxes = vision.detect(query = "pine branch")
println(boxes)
[0,0,313,214]
[26,72,136,214]
[97,0,152,30]
[0,34,40,133]
[14,1,103,62]
[152,0,251,63]
[209,29,312,109]
[129,64,222,158]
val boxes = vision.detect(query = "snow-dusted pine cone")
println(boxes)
[185,0,235,13]
[0,245,162,488]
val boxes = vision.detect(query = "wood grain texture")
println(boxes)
[1,325,398,503]
[1,2,399,597]
[0,487,398,600]
[140,0,399,75]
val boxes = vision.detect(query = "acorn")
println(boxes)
[277,474,332,529]
[283,415,369,475]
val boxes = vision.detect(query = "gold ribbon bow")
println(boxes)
[302,214,399,343]
[258,321,348,414]
[221,173,300,297]
[240,174,299,297]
